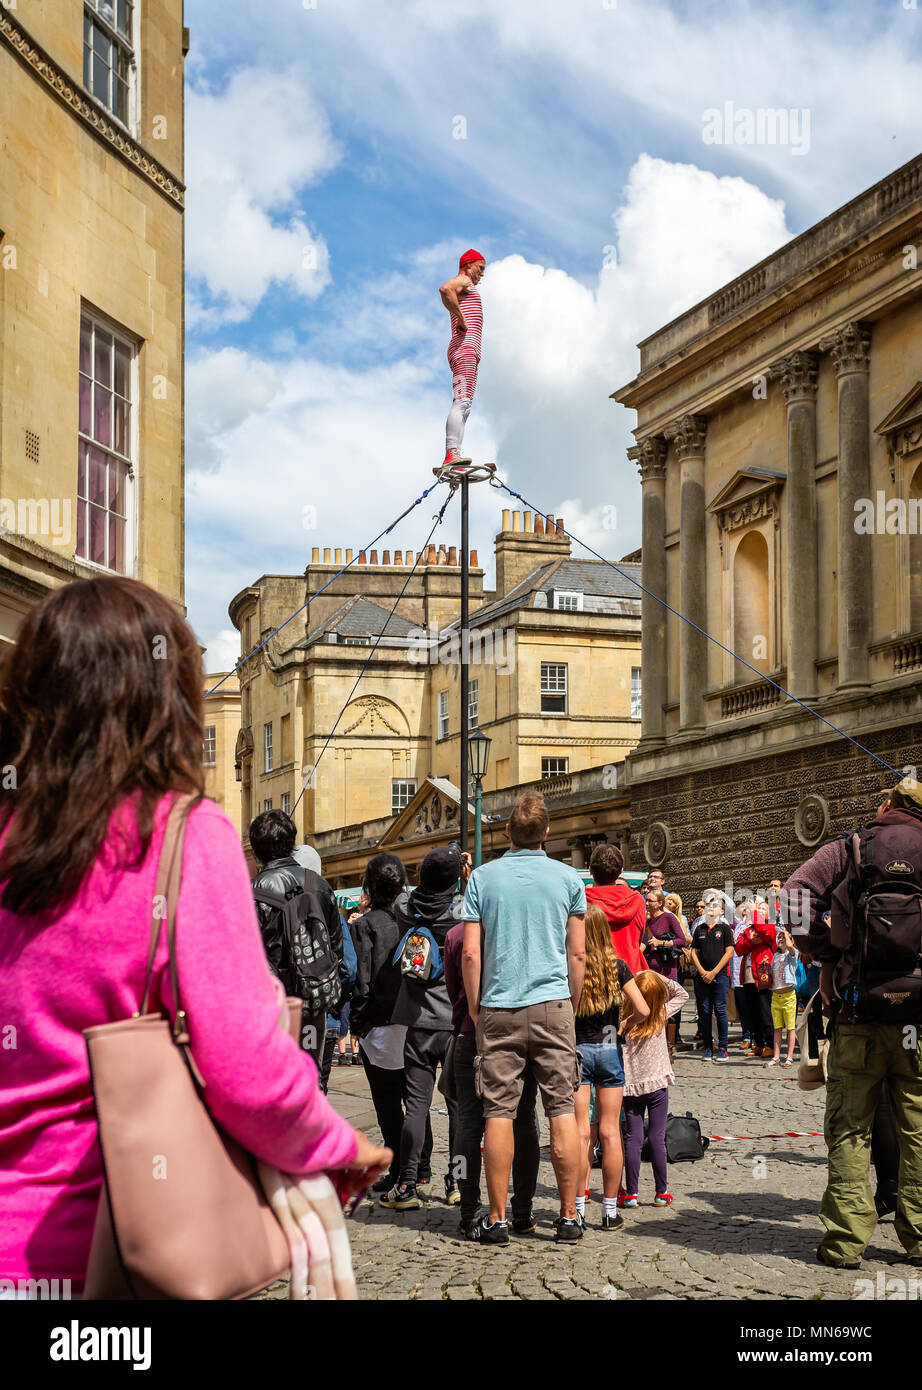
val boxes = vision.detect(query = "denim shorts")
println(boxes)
[577,1041,625,1088]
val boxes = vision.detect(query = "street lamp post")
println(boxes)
[468,727,491,868]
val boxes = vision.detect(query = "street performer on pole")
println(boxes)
[439,248,485,470]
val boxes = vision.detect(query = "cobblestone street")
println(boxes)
[260,1027,909,1302]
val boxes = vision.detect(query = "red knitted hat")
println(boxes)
[459,248,485,269]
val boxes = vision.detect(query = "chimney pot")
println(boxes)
[346,548,353,563]
[437,544,448,565]
[358,551,367,564]
[311,547,320,562]
[524,510,532,532]
[323,547,331,563]
[556,517,565,534]
[448,545,458,565]
[501,507,511,531]
[334,548,342,565]
[545,515,554,531]
[470,549,479,567]
[512,510,521,532]
[370,549,379,564]
[533,514,544,535]
[394,549,402,564]
[383,549,391,565]
[425,544,436,565]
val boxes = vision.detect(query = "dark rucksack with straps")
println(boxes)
[253,872,341,1015]
[834,824,922,1024]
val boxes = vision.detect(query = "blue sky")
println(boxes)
[183,0,922,668]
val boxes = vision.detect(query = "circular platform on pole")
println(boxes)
[432,460,497,485]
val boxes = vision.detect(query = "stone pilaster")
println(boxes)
[818,322,872,690]
[628,435,668,744]
[769,350,819,699]
[664,414,708,732]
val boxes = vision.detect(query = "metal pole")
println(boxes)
[460,472,470,857]
[474,778,483,867]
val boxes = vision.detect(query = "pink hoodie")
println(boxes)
[0,794,357,1290]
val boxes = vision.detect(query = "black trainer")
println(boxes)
[467,1216,510,1245]
[511,1213,537,1235]
[554,1214,584,1243]
[457,1216,476,1238]
[601,1212,624,1231]
[371,1171,397,1194]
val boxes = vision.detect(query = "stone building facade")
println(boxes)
[616,153,922,904]
[203,670,242,838]
[0,2,186,644]
[228,506,642,875]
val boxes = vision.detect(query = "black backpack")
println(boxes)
[836,827,922,1024]
[621,1109,710,1163]
[254,873,341,1015]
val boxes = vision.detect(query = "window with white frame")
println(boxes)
[438,690,449,739]
[203,726,216,766]
[77,312,135,573]
[553,590,583,612]
[540,662,567,714]
[392,779,416,814]
[631,666,642,719]
[542,757,569,779]
[264,722,273,773]
[263,799,273,813]
[83,1,135,127]
[280,792,291,816]
[468,679,479,729]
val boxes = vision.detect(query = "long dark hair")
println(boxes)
[0,576,205,916]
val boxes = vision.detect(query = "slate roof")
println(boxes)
[299,595,416,647]
[454,557,642,629]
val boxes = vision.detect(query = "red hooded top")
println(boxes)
[585,882,648,975]
[734,912,778,987]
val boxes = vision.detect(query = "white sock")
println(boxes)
[574,1195,586,1218]
[602,1196,618,1218]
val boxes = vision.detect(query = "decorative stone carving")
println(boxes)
[0,13,185,209]
[818,321,871,376]
[664,414,708,461]
[628,436,668,481]
[794,793,831,847]
[708,469,784,534]
[341,695,404,735]
[643,820,671,867]
[769,349,819,402]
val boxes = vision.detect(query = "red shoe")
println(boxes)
[441,448,461,468]
[617,1190,638,1209]
[654,1192,674,1206]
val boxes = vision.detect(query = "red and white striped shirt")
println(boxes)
[448,285,482,358]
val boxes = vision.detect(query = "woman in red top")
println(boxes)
[585,843,647,975]
[734,904,778,1058]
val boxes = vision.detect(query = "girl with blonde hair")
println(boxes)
[574,904,649,1229]
[618,969,688,1208]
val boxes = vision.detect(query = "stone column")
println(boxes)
[769,350,819,699]
[628,436,668,744]
[665,414,708,732]
[818,322,872,690]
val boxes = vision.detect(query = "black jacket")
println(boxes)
[350,904,404,1037]
[389,889,458,1032]
[252,856,344,999]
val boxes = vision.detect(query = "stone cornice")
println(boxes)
[818,320,872,375]
[627,435,668,481]
[769,349,820,402]
[664,413,708,461]
[0,12,184,209]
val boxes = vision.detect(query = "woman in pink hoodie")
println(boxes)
[0,576,390,1295]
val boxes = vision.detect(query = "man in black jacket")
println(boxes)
[249,809,344,1067]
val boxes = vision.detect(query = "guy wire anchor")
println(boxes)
[432,459,497,488]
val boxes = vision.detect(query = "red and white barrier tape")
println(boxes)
[707,1129,822,1142]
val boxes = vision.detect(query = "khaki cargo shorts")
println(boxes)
[475,998,578,1120]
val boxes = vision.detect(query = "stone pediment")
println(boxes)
[339,695,409,737]
[708,468,785,532]
[380,776,473,845]
[875,382,922,457]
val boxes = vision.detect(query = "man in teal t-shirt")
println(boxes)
[461,791,586,1246]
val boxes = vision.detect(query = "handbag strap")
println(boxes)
[138,793,197,1046]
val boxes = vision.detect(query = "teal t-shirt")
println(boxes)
[461,850,587,1008]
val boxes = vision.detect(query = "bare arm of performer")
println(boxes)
[439,273,471,333]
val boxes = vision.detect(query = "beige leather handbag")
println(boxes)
[83,794,292,1300]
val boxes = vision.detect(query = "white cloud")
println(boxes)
[185,68,340,320]
[186,156,793,644]
[202,629,241,676]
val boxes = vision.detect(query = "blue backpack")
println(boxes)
[392,918,444,985]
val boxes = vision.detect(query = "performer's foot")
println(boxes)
[442,448,462,468]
